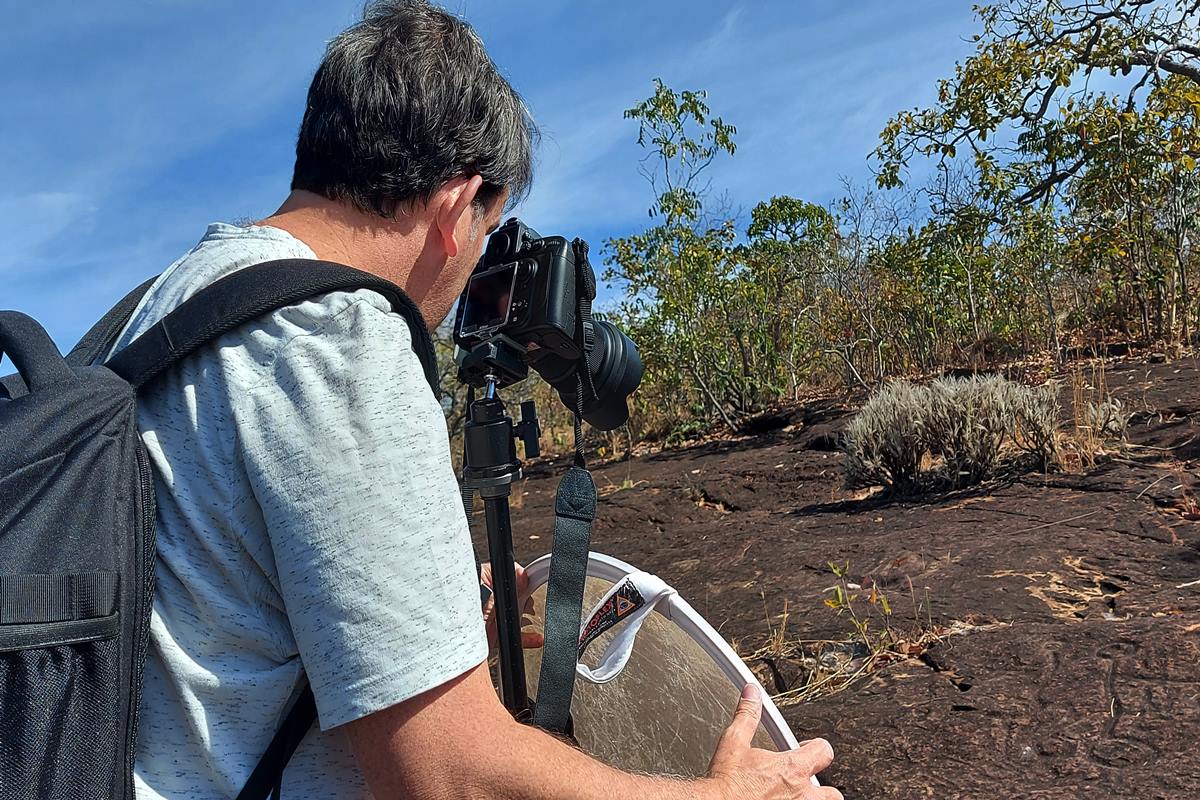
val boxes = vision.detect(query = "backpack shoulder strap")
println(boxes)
[236,685,316,800]
[105,259,438,393]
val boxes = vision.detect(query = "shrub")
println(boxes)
[1012,381,1061,469]
[843,380,931,492]
[844,374,1066,493]
[925,375,1016,486]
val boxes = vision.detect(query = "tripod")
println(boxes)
[460,374,541,715]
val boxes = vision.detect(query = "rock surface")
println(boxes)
[483,356,1200,798]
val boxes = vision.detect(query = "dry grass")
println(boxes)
[734,564,1002,706]
[1058,361,1131,471]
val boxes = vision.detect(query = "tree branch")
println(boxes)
[1126,52,1200,84]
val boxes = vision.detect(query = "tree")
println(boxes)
[606,81,750,432]
[875,1,1200,346]
[737,197,836,397]
[623,78,738,225]
[875,0,1200,206]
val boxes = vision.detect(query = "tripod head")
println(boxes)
[456,337,529,391]
[461,375,540,498]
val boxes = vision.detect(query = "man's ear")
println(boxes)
[432,175,485,259]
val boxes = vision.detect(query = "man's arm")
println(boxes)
[237,295,837,798]
[345,661,841,800]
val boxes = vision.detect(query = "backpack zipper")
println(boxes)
[125,444,157,800]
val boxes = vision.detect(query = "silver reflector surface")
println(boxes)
[522,554,795,778]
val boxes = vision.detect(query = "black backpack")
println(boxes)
[0,260,438,800]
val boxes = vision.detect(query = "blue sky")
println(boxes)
[1,0,978,349]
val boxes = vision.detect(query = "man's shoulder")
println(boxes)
[241,286,415,385]
[113,223,318,350]
[261,285,400,340]
[114,222,415,377]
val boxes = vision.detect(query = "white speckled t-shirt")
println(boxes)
[109,223,487,799]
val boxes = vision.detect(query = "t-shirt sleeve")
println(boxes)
[236,294,488,730]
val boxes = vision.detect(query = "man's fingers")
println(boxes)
[522,631,545,648]
[817,787,844,800]
[789,738,835,777]
[514,563,538,616]
[482,563,531,594]
[721,683,764,749]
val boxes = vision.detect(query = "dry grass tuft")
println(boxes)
[843,364,1137,493]
[1059,361,1131,470]
[738,562,1007,706]
[842,380,932,492]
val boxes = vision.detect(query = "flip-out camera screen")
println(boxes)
[459,262,517,335]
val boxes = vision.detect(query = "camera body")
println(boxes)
[454,218,592,383]
[453,217,642,431]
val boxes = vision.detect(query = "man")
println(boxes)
[118,2,840,798]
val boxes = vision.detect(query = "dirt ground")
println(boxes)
[486,355,1200,799]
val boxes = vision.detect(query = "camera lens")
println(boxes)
[543,321,644,431]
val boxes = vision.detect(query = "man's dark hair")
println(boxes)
[292,0,537,217]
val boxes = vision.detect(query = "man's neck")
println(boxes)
[257,191,425,291]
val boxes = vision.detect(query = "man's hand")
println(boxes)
[479,562,544,651]
[707,684,842,800]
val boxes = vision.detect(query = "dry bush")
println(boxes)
[843,380,931,492]
[844,374,1064,492]
[1012,381,1061,469]
[925,375,1016,486]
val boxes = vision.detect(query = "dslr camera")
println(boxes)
[453,218,642,430]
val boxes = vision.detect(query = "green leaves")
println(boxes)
[605,37,1200,448]
[873,0,1200,209]
[622,77,738,225]
[747,196,836,245]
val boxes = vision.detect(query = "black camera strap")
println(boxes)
[532,467,596,733]
[531,242,601,734]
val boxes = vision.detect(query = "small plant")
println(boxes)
[1063,361,1130,469]
[1084,397,1129,441]
[742,561,944,706]
[822,559,896,649]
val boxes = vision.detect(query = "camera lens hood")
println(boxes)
[548,320,644,431]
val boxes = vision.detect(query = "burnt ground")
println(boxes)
[483,355,1200,799]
